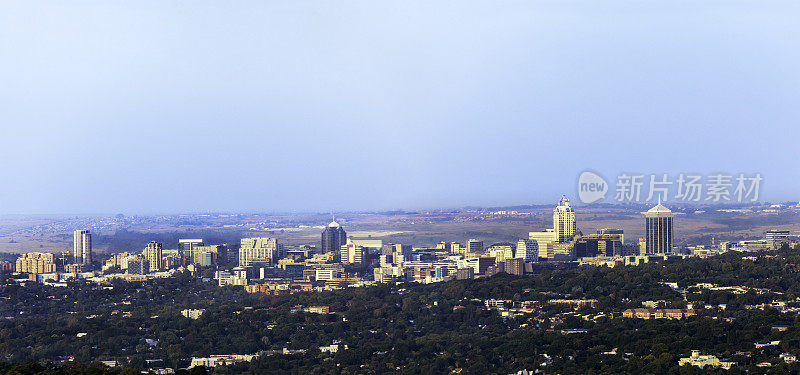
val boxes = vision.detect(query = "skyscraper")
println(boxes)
[143,241,163,271]
[73,230,92,265]
[644,199,673,254]
[553,196,576,243]
[321,219,347,253]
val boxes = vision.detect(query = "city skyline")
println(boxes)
[3,1,800,373]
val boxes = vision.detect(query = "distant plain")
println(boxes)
[2,204,799,255]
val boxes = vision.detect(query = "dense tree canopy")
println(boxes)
[3,248,800,373]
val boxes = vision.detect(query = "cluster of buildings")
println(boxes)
[189,354,259,368]
[187,342,346,370]
[184,205,677,310]
[5,196,799,294]
[6,230,97,280]
[0,197,692,289]
[104,239,233,276]
[718,229,794,252]
[528,197,676,262]
[621,308,697,320]
[678,350,735,370]
[180,309,206,319]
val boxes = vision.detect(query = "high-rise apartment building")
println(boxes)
[143,241,163,271]
[553,196,576,243]
[73,230,92,265]
[127,256,148,275]
[321,219,347,253]
[239,237,284,266]
[0,261,13,273]
[15,252,57,274]
[644,200,673,254]
[503,258,524,275]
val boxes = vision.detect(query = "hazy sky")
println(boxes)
[1,1,799,214]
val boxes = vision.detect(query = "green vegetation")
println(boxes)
[4,248,800,373]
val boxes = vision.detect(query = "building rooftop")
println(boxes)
[645,198,673,216]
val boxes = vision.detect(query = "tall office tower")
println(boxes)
[179,239,204,266]
[239,237,284,266]
[321,219,347,253]
[143,241,163,271]
[466,239,484,254]
[73,230,92,265]
[516,239,539,262]
[644,199,673,254]
[553,196,576,243]
[340,238,363,264]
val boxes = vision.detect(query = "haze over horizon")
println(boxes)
[2,1,799,214]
